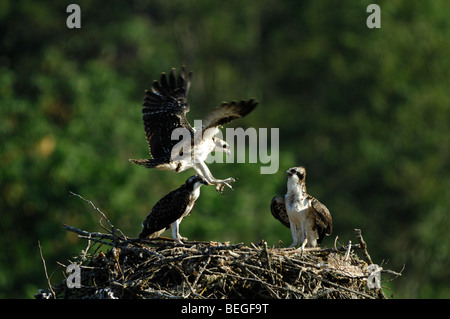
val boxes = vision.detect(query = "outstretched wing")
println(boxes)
[139,186,191,238]
[309,196,333,244]
[142,66,194,159]
[201,99,258,134]
[270,196,290,228]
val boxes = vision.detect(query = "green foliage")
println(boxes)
[0,0,448,298]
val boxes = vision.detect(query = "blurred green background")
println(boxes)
[1,0,449,298]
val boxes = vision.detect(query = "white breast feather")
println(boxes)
[181,182,202,219]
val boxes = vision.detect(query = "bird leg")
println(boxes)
[300,238,308,252]
[171,219,187,245]
[194,160,236,194]
[288,222,298,248]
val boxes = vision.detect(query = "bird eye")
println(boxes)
[222,144,227,148]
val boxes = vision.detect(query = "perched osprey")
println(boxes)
[139,175,208,244]
[130,66,258,193]
[271,166,332,248]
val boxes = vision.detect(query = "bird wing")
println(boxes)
[139,186,191,238]
[142,66,194,159]
[201,99,258,134]
[309,196,333,244]
[270,196,290,228]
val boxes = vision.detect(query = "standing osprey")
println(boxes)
[139,175,208,244]
[271,166,332,248]
[130,66,258,194]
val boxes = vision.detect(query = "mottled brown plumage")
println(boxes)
[271,166,332,248]
[139,175,207,244]
[270,196,290,228]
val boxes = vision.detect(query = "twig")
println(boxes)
[312,288,336,299]
[141,287,183,299]
[192,256,211,292]
[334,236,339,251]
[81,234,92,261]
[63,224,114,240]
[354,228,373,264]
[172,264,205,299]
[69,191,112,227]
[381,265,404,280]
[205,268,304,297]
[262,241,276,285]
[309,272,376,299]
[119,245,164,259]
[344,240,352,261]
[250,267,280,298]
[38,241,55,298]
[69,191,126,241]
[275,243,361,255]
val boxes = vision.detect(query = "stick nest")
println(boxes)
[36,193,401,299]
[37,236,400,299]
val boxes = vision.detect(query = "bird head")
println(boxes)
[286,166,306,184]
[213,137,231,156]
[186,175,208,189]
[221,141,232,156]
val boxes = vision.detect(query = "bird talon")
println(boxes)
[216,184,227,194]
[214,178,236,194]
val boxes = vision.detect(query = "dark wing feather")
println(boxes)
[201,99,258,133]
[270,196,290,228]
[142,67,194,159]
[129,157,172,169]
[309,196,333,244]
[139,186,191,238]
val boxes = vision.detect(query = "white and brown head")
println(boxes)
[286,166,307,195]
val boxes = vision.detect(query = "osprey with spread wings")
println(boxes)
[130,66,258,193]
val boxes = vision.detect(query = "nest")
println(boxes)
[36,193,401,299]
